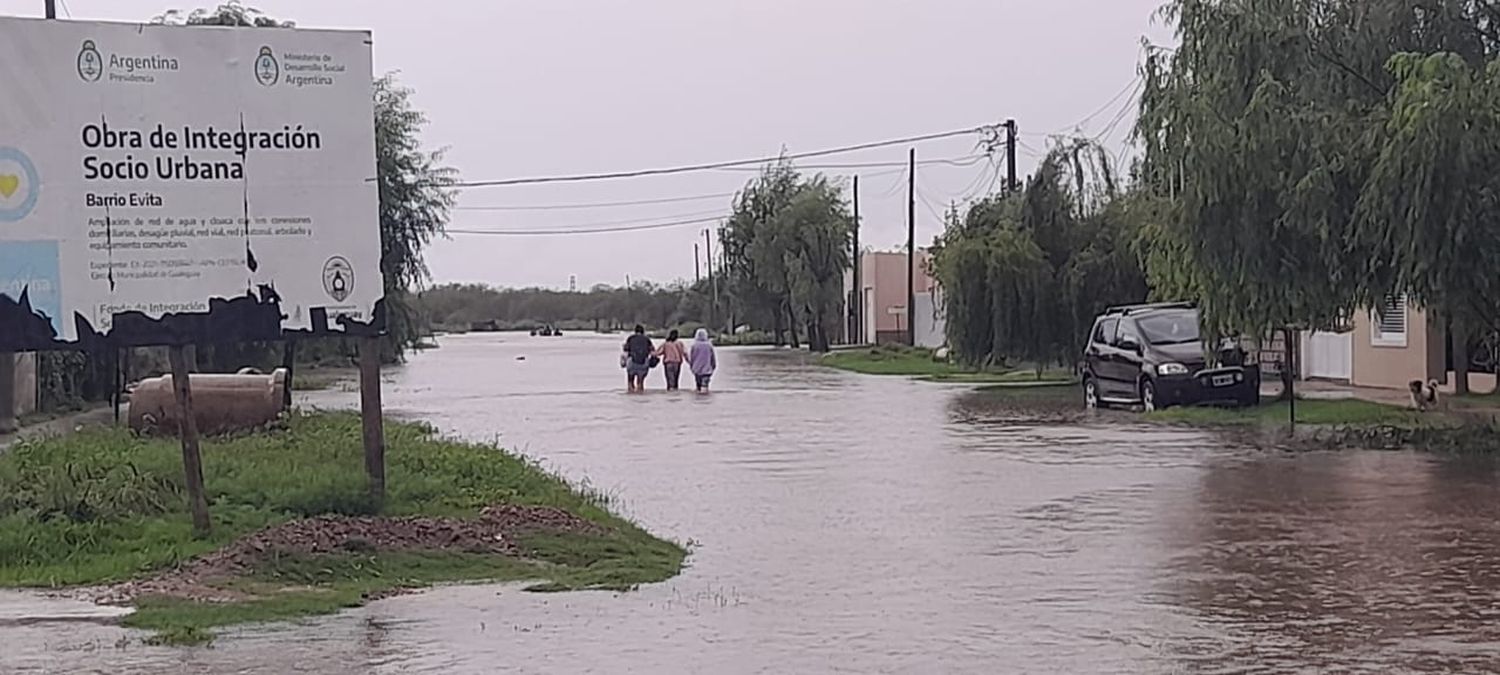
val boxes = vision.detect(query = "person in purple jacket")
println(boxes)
[687,328,718,392]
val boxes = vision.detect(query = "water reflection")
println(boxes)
[1164,452,1500,673]
[2,334,1498,673]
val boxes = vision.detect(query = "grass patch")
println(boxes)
[0,412,685,642]
[823,346,1072,383]
[1455,388,1500,408]
[1147,398,1424,427]
[973,381,1080,394]
[290,368,355,391]
[124,552,546,644]
[919,369,1074,384]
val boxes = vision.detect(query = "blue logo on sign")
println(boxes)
[0,147,41,223]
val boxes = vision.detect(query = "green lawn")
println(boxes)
[0,412,685,643]
[822,347,1073,384]
[1147,398,1423,427]
[1454,388,1500,409]
[289,368,356,391]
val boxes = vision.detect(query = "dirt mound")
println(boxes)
[90,505,600,605]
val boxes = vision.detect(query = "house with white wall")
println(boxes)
[844,249,945,348]
[1299,294,1497,393]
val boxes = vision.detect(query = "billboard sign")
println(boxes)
[0,17,382,351]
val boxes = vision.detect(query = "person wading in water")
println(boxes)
[688,328,718,393]
[622,325,654,393]
[655,329,688,391]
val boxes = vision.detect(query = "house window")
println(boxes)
[1371,293,1408,347]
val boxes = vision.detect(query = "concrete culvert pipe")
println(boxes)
[128,368,289,436]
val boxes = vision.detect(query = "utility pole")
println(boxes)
[1005,118,1019,194]
[694,243,701,283]
[906,148,916,347]
[704,228,719,331]
[852,175,861,345]
[45,0,56,19]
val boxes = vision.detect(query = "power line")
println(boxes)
[1093,80,1145,146]
[711,153,989,172]
[451,161,934,214]
[1045,74,1143,136]
[449,214,726,237]
[915,186,949,228]
[875,167,909,199]
[450,123,1000,188]
[452,207,722,234]
[919,162,992,204]
[456,191,736,212]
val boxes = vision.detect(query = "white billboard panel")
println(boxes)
[0,17,381,350]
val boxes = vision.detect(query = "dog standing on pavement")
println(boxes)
[1409,379,1441,411]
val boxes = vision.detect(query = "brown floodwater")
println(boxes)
[5,333,1500,674]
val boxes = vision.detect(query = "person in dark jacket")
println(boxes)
[622,324,654,393]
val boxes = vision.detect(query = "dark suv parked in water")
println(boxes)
[1081,303,1260,411]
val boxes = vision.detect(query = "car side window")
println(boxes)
[1115,319,1142,347]
[1092,318,1118,345]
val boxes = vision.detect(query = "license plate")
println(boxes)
[1210,374,1235,387]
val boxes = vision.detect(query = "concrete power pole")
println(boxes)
[906,148,916,347]
[704,228,718,332]
[852,175,861,345]
[1005,119,1019,194]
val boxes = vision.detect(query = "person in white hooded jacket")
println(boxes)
[687,328,717,392]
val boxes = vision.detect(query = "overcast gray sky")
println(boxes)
[2,0,1174,290]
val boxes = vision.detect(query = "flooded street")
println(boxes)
[8,333,1500,673]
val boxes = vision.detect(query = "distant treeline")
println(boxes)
[417,281,716,333]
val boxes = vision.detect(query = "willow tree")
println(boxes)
[1356,54,1500,394]
[1137,0,1369,350]
[720,162,854,351]
[721,162,798,344]
[932,198,1005,366]
[780,176,854,352]
[1139,0,1497,393]
[932,140,1143,369]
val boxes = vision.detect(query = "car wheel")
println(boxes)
[1239,390,1260,408]
[1084,378,1102,410]
[1140,379,1158,413]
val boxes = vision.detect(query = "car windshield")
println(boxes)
[1137,312,1202,345]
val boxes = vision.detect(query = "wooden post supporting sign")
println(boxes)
[168,344,211,536]
[359,336,385,507]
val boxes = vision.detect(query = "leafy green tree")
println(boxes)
[1356,53,1500,393]
[932,140,1143,370]
[721,163,796,344]
[155,1,285,26]
[930,201,1001,366]
[372,75,458,353]
[1137,0,1364,348]
[780,176,854,352]
[719,161,854,351]
[1138,0,1497,393]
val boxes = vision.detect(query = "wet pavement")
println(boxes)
[6,332,1500,673]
